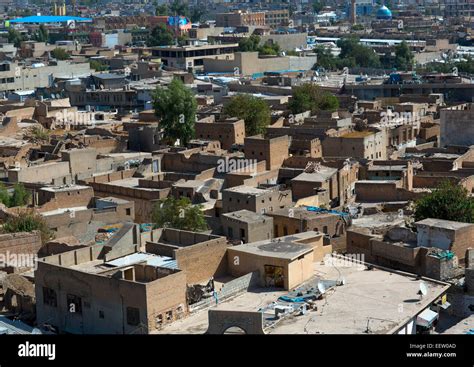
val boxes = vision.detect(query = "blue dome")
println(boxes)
[376,5,392,20]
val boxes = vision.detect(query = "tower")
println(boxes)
[350,0,357,25]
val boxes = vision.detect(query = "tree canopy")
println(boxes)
[152,78,197,146]
[7,28,24,48]
[238,35,261,52]
[152,196,208,232]
[2,211,53,244]
[50,47,70,60]
[312,38,382,70]
[0,183,30,208]
[33,25,49,43]
[414,181,474,223]
[288,83,339,115]
[238,35,281,56]
[223,94,271,136]
[337,37,381,68]
[393,41,414,71]
[147,24,175,47]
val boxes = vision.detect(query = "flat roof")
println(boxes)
[40,184,91,193]
[291,167,338,182]
[224,185,271,196]
[368,165,406,171]
[416,218,473,230]
[154,260,449,334]
[269,264,449,334]
[342,130,375,138]
[270,206,337,219]
[222,209,270,223]
[229,232,319,260]
[41,206,88,217]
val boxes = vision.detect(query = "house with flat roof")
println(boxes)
[35,227,228,334]
[227,231,326,290]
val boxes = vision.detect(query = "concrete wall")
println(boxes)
[440,104,474,147]
[8,161,71,184]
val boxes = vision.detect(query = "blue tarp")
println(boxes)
[305,205,349,217]
[10,16,92,23]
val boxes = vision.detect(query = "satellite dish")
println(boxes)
[31,328,42,334]
[418,282,428,297]
[317,281,327,294]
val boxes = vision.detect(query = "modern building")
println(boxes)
[150,43,239,72]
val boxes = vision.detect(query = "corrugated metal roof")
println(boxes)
[0,316,36,334]
[104,252,178,269]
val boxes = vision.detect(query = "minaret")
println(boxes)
[351,0,357,25]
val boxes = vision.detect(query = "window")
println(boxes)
[99,310,105,319]
[126,208,131,216]
[43,287,57,307]
[67,294,82,315]
[126,307,140,326]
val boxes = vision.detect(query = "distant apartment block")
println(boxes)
[0,60,91,93]
[215,11,265,27]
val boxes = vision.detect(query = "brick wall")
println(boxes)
[175,239,229,284]
[0,231,42,262]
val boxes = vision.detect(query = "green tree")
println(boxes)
[33,24,49,43]
[223,94,271,136]
[0,183,30,207]
[147,24,174,47]
[352,24,364,31]
[238,35,261,52]
[0,183,10,207]
[258,40,281,56]
[288,83,339,115]
[169,0,188,16]
[152,78,197,146]
[90,59,108,71]
[155,4,169,15]
[337,37,381,68]
[7,28,24,47]
[10,183,30,207]
[394,41,414,71]
[189,7,205,22]
[313,45,337,70]
[50,47,70,60]
[2,211,53,244]
[177,33,188,47]
[28,125,50,142]
[312,0,324,13]
[414,181,474,223]
[152,196,207,232]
